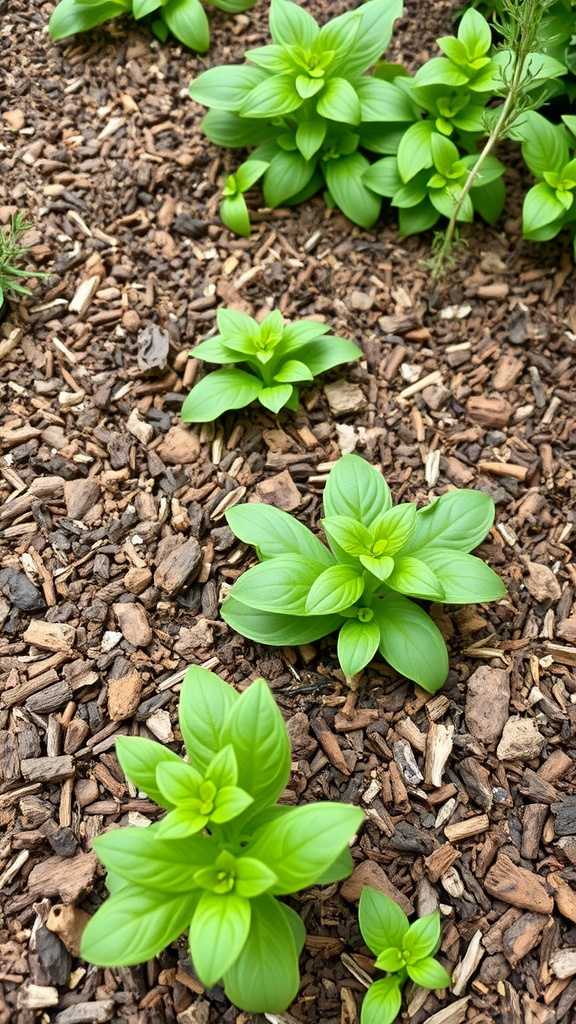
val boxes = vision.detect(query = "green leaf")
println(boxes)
[337,618,381,676]
[81,887,198,967]
[49,0,129,39]
[398,199,439,236]
[471,176,506,225]
[115,737,182,809]
[221,595,343,645]
[234,857,278,898]
[162,0,209,51]
[133,0,161,17]
[386,556,445,601]
[523,182,568,233]
[392,175,429,208]
[362,157,402,197]
[192,335,237,364]
[400,489,495,556]
[223,678,291,813]
[359,886,409,955]
[324,454,392,525]
[413,57,469,88]
[361,977,402,1024]
[430,186,473,223]
[302,336,361,375]
[245,43,292,72]
[407,956,452,989]
[226,502,335,566]
[202,110,278,148]
[221,194,252,237]
[371,503,417,555]
[179,664,238,774]
[397,121,435,181]
[191,891,251,987]
[93,828,215,892]
[317,79,361,125]
[223,894,300,1013]
[279,901,306,955]
[211,786,254,823]
[375,947,405,971]
[457,7,492,59]
[273,359,313,383]
[305,564,365,615]
[181,368,263,422]
[324,153,382,229]
[322,516,373,555]
[359,553,394,581]
[156,761,203,804]
[249,803,364,894]
[154,807,207,839]
[189,66,268,111]
[241,74,302,118]
[330,0,403,77]
[269,0,319,50]
[372,596,449,692]
[263,149,316,206]
[418,550,506,604]
[296,120,327,161]
[280,319,331,349]
[430,133,460,176]
[235,159,269,191]
[355,78,416,122]
[258,383,294,412]
[404,912,441,960]
[227,555,326,615]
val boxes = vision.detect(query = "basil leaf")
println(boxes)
[180,664,238,774]
[221,194,252,237]
[407,956,452,989]
[191,891,251,987]
[337,618,381,676]
[360,977,402,1024]
[226,502,335,565]
[324,454,392,525]
[190,66,268,111]
[263,149,316,206]
[399,488,495,555]
[363,157,403,197]
[93,828,215,892]
[235,857,278,898]
[223,894,300,1013]
[524,181,568,232]
[419,550,507,604]
[359,886,409,955]
[404,912,441,959]
[80,886,198,967]
[521,110,569,177]
[330,0,402,77]
[162,0,209,50]
[240,74,302,118]
[372,596,449,692]
[115,736,182,809]
[386,556,445,601]
[273,359,314,383]
[355,78,416,122]
[192,335,237,363]
[399,199,440,236]
[223,678,291,812]
[302,335,361,375]
[278,901,306,956]
[49,0,129,39]
[181,368,263,422]
[226,555,326,614]
[322,516,373,555]
[324,152,382,229]
[269,0,318,50]
[202,110,277,147]
[397,121,436,181]
[258,383,294,412]
[305,564,365,615]
[317,79,361,125]
[221,596,343,645]
[296,120,327,160]
[314,845,354,885]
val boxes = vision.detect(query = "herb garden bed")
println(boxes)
[1,1,576,1023]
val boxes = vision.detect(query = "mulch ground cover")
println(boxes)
[1,1,575,1022]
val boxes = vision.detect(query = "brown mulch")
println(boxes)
[1,1,576,1023]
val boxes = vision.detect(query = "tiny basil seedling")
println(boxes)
[359,887,451,1024]
[181,308,361,420]
[222,454,506,690]
[81,666,364,1013]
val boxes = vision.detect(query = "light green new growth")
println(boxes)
[0,213,41,309]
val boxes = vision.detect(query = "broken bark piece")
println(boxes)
[324,381,365,415]
[113,602,152,647]
[334,707,379,732]
[444,814,490,842]
[55,999,115,1023]
[451,929,484,996]
[521,804,549,860]
[522,560,562,603]
[14,852,98,910]
[424,722,454,787]
[154,538,202,595]
[22,621,76,653]
[550,948,576,979]
[538,750,573,784]
[466,395,513,428]
[254,468,302,511]
[21,756,74,784]
[63,478,101,520]
[502,912,549,967]
[340,859,414,915]
[552,796,576,836]
[310,718,350,775]
[124,566,153,594]
[424,844,461,883]
[484,854,553,913]
[465,666,510,744]
[548,873,576,924]
[518,768,558,804]
[107,657,143,721]
[459,757,494,811]
[137,322,170,375]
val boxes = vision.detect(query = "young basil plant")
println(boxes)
[181,308,361,421]
[81,666,364,1013]
[49,0,257,51]
[222,454,506,691]
[0,213,46,311]
[358,887,451,1024]
[189,0,407,231]
[521,110,576,253]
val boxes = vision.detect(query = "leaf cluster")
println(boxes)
[521,110,576,251]
[81,666,363,1013]
[222,454,506,690]
[180,308,361,421]
[359,887,451,1024]
[48,0,257,51]
[0,213,44,310]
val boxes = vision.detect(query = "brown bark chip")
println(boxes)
[340,860,414,915]
[154,538,202,595]
[107,657,143,721]
[485,854,553,913]
[466,395,514,427]
[63,478,101,520]
[113,602,152,647]
[156,426,200,465]
[465,666,510,744]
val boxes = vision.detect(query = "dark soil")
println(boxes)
[1,2,576,1024]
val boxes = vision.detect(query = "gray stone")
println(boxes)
[0,568,45,611]
[497,716,544,762]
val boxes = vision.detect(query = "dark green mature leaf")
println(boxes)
[191,891,251,987]
[80,887,198,967]
[398,199,439,236]
[337,618,380,676]
[372,596,449,692]
[399,489,495,556]
[360,977,402,1024]
[181,368,262,421]
[359,886,409,955]
[472,176,506,225]
[133,0,161,18]
[162,0,210,51]
[324,153,382,229]
[324,454,392,525]
[223,678,291,812]
[419,550,506,604]
[223,894,300,1012]
[93,828,214,892]
[355,78,416,122]
[362,157,402,197]
[190,66,268,111]
[49,0,129,39]
[226,555,326,614]
[115,737,182,809]
[524,182,568,232]
[249,803,364,894]
[221,596,343,646]
[226,502,334,565]
[202,110,278,148]
[397,121,435,181]
[296,120,327,161]
[179,664,238,774]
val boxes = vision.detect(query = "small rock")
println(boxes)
[465,666,510,744]
[35,924,71,987]
[477,282,510,299]
[523,560,561,603]
[137,323,170,375]
[108,657,143,721]
[122,309,140,333]
[466,395,513,428]
[340,860,414,915]
[145,709,174,743]
[497,716,544,761]
[3,109,26,131]
[127,409,154,445]
[174,618,214,658]
[64,478,101,520]
[550,948,576,980]
[324,381,365,415]
[255,469,302,511]
[156,426,200,465]
[47,827,78,858]
[113,602,152,647]
[55,1001,114,1024]
[422,384,451,411]
[0,568,45,611]
[154,538,202,595]
[552,795,576,836]
[101,630,122,653]
[347,289,374,310]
